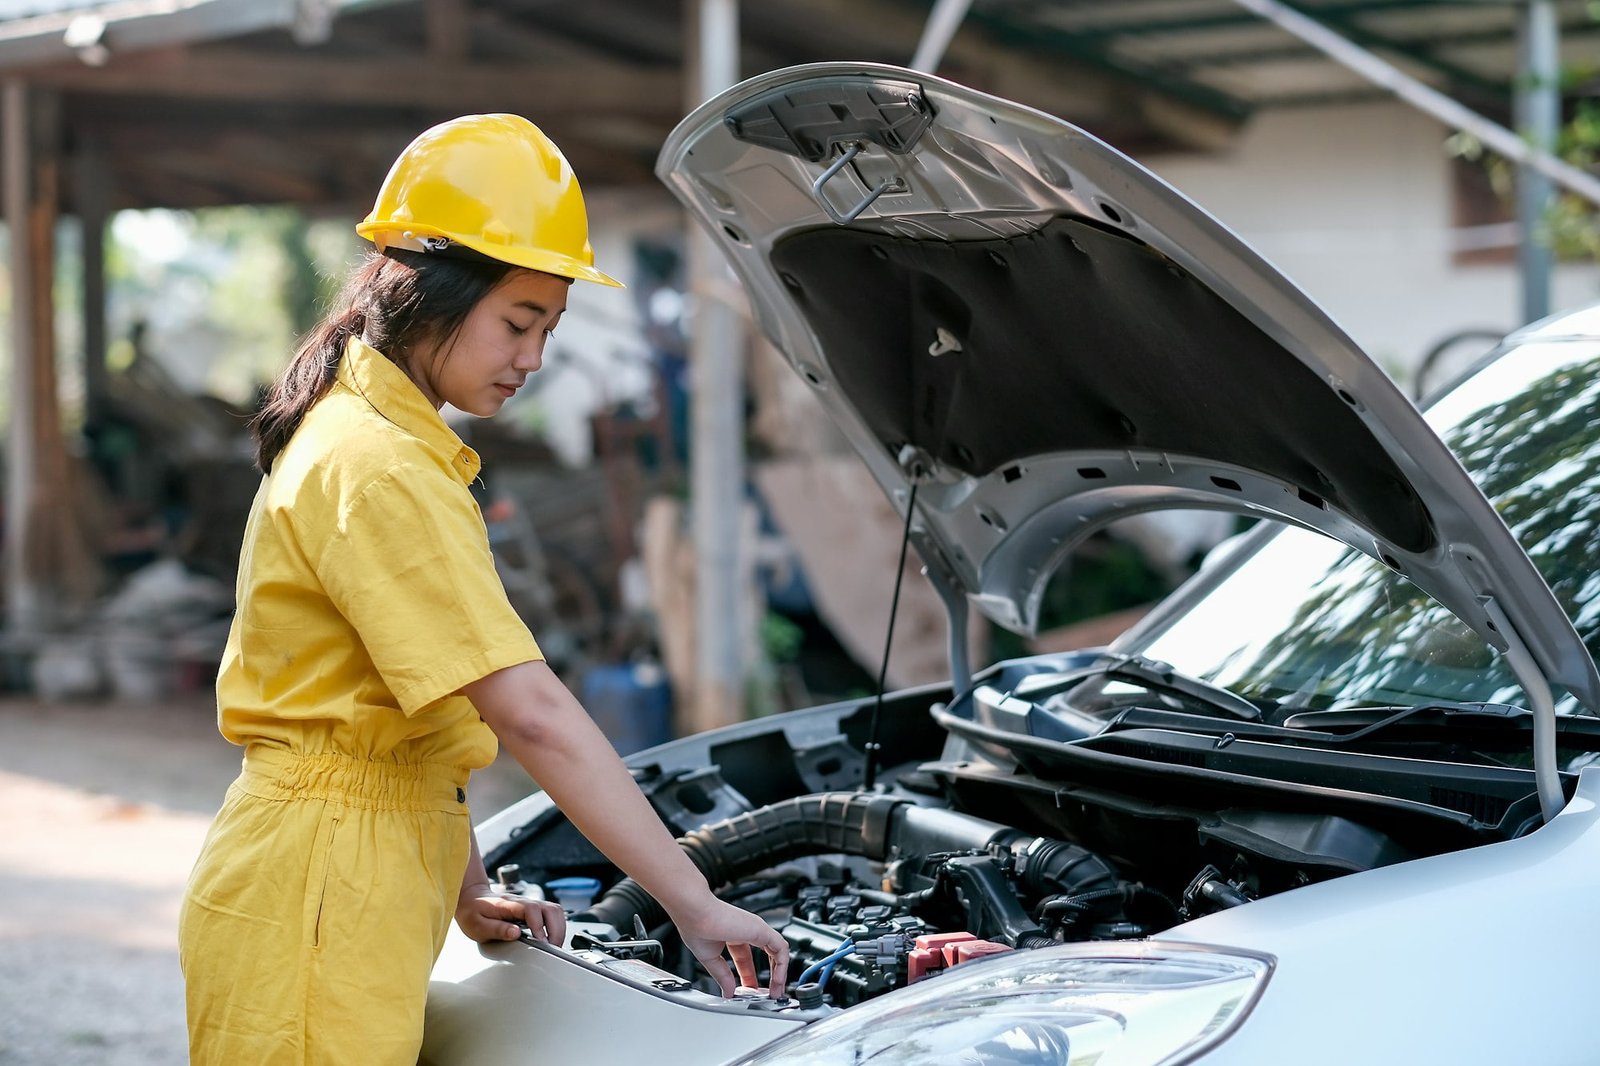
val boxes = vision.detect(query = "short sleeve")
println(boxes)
[308,463,543,714]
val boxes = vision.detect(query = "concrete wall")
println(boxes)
[1140,101,1600,386]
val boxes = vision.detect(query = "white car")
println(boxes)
[421,63,1600,1065]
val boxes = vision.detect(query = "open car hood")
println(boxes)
[656,62,1600,712]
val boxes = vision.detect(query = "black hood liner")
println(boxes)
[770,216,1434,555]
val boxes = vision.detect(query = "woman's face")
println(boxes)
[408,268,570,415]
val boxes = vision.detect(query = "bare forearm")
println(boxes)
[463,660,789,996]
[464,662,712,918]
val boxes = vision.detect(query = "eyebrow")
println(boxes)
[512,300,557,316]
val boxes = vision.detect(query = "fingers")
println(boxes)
[764,932,791,998]
[729,942,758,990]
[539,899,567,947]
[699,929,790,999]
[516,899,567,945]
[699,951,738,998]
[665,899,793,999]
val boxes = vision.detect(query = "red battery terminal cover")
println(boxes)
[907,932,1014,983]
[949,940,1014,966]
[908,932,972,983]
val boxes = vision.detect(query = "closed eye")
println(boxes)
[507,320,530,337]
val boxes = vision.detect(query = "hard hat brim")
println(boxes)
[356,222,624,288]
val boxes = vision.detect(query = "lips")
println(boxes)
[495,383,518,398]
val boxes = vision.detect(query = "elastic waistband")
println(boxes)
[239,744,470,812]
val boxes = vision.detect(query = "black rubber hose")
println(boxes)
[578,792,905,932]
[577,791,1125,940]
[1016,836,1120,899]
[1037,886,1131,927]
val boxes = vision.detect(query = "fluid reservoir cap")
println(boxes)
[547,876,603,911]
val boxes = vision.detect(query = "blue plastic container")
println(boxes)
[579,660,673,756]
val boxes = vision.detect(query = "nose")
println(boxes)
[514,338,545,375]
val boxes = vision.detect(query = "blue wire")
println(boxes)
[797,943,855,986]
[817,949,852,988]
[796,944,850,985]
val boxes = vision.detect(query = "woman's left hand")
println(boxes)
[455,889,568,946]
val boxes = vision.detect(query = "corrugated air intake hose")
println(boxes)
[576,791,1118,936]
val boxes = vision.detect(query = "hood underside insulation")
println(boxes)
[770,215,1433,555]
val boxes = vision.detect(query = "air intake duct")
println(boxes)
[578,792,1118,936]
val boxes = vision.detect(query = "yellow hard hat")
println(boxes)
[357,114,622,287]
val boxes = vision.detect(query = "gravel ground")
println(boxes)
[0,695,540,1065]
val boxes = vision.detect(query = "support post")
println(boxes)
[4,81,86,642]
[76,136,109,424]
[910,0,974,74]
[1515,1,1559,325]
[4,79,39,636]
[684,0,745,734]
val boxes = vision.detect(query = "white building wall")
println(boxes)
[518,190,682,466]
[1139,101,1600,385]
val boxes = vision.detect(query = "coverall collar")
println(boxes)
[337,335,482,486]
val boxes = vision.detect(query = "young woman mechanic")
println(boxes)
[179,114,789,1064]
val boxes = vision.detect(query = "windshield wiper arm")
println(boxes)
[1281,702,1538,744]
[1016,654,1263,722]
[1105,656,1264,722]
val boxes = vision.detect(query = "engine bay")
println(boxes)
[483,658,1559,1011]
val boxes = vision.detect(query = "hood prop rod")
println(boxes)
[862,476,922,791]
[1483,598,1564,823]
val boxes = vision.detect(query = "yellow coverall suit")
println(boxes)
[180,336,543,1064]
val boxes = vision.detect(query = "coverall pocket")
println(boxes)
[309,810,342,950]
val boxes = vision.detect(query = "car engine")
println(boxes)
[561,790,1182,1005]
[486,674,1520,1009]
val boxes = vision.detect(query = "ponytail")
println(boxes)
[251,249,514,472]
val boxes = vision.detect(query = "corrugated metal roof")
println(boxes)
[972,0,1597,110]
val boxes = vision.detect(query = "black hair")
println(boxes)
[251,248,515,472]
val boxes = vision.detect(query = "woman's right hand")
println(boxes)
[670,893,790,999]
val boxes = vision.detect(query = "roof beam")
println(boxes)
[27,47,682,116]
[1307,3,1511,104]
[961,6,1255,121]
[524,0,681,66]
[1165,15,1600,71]
[426,0,469,60]
[1063,0,1500,40]
[1030,0,1512,109]
[0,0,411,70]
[762,0,1248,146]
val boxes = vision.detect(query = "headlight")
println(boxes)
[730,942,1272,1066]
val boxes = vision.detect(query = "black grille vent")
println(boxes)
[1099,739,1208,768]
[1428,786,1511,825]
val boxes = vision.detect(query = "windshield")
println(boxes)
[1139,334,1600,716]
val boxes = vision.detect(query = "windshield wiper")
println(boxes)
[1281,703,1529,738]
[1016,654,1264,722]
[1119,700,1600,748]
[1114,702,1526,744]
